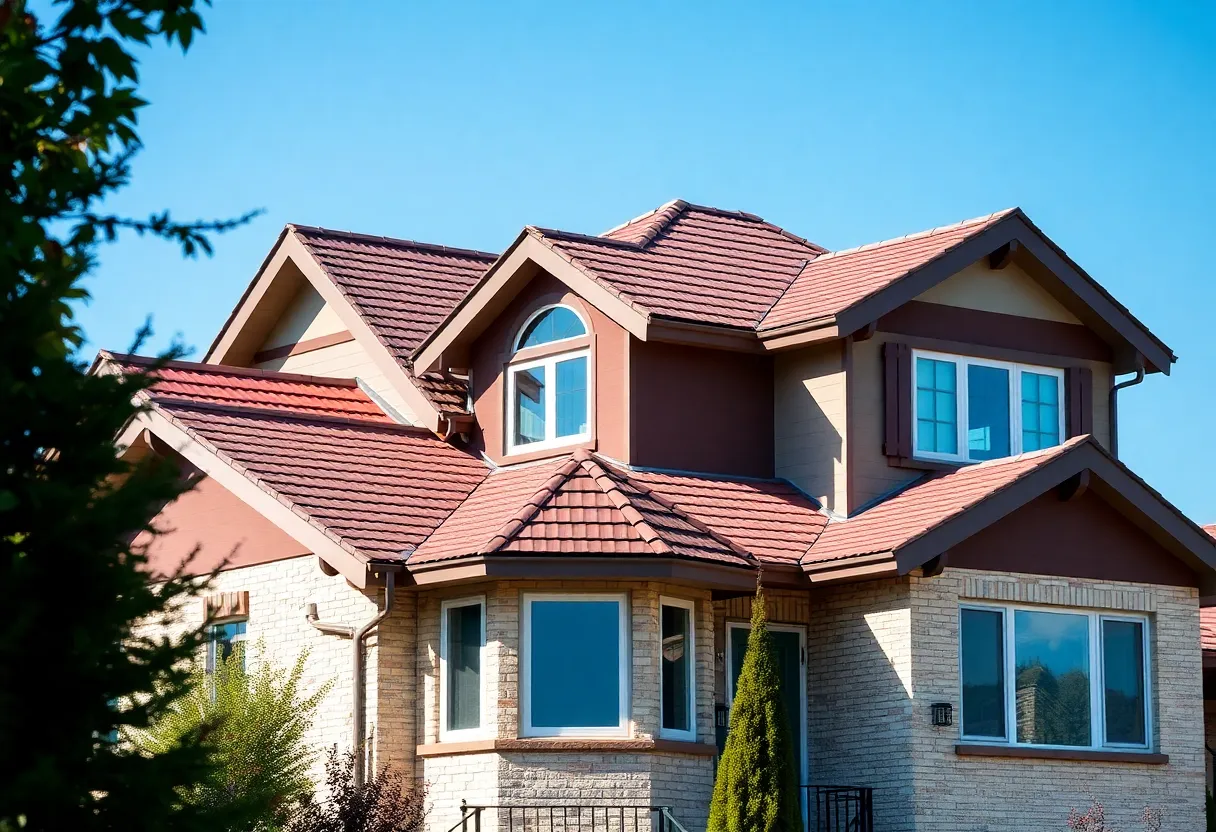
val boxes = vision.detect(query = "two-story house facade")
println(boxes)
[107,201,1216,832]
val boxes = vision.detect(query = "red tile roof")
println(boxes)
[806,437,1084,565]
[411,451,754,567]
[291,226,497,411]
[108,353,394,424]
[533,201,826,330]
[151,401,488,563]
[760,210,1015,331]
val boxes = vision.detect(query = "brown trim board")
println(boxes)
[878,301,1111,364]
[252,331,355,364]
[955,744,1168,765]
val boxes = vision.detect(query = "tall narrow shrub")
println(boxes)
[708,586,801,832]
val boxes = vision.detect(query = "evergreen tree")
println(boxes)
[708,585,801,832]
[0,2,255,830]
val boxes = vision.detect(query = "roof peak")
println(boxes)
[809,208,1020,263]
[287,223,498,261]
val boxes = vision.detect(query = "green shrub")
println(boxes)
[134,645,330,832]
[707,586,801,832]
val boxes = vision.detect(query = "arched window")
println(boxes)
[507,305,590,453]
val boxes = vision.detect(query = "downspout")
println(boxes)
[1108,363,1145,460]
[305,569,396,787]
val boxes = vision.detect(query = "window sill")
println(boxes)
[416,738,718,758]
[502,438,596,465]
[955,744,1168,765]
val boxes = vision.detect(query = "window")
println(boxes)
[440,597,485,740]
[660,597,695,741]
[506,305,591,455]
[206,619,246,674]
[959,604,1151,750]
[521,593,629,737]
[913,350,1064,463]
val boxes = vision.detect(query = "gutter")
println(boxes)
[1109,362,1145,460]
[305,568,397,786]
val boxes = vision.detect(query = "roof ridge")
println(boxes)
[599,199,688,242]
[590,455,758,563]
[804,208,1019,263]
[288,224,498,261]
[578,455,675,557]
[106,352,364,388]
[480,456,585,554]
[146,396,430,433]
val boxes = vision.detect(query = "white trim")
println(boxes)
[958,602,1153,752]
[911,349,1066,464]
[520,592,630,738]
[658,596,697,742]
[439,596,487,742]
[505,348,591,455]
[724,621,808,784]
[513,303,589,351]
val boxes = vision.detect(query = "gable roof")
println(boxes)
[803,436,1216,591]
[105,355,489,585]
[534,200,827,330]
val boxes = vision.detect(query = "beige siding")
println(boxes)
[908,569,1204,831]
[774,343,847,513]
[259,283,347,350]
[255,338,416,424]
[916,258,1081,324]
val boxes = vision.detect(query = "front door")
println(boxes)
[725,622,808,784]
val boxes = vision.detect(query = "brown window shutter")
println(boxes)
[1065,367,1093,438]
[884,342,913,458]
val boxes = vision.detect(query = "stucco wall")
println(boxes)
[258,283,347,350]
[773,343,847,514]
[915,258,1083,324]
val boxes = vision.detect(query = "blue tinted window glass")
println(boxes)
[513,366,546,445]
[661,604,691,733]
[555,356,588,438]
[915,358,957,454]
[967,365,1010,460]
[518,307,586,349]
[206,620,246,674]
[1102,620,1146,745]
[529,600,621,728]
[1021,372,1060,452]
[446,604,483,732]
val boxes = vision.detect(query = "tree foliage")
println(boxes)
[286,747,427,832]
[0,1,254,830]
[707,585,801,832]
[133,645,332,832]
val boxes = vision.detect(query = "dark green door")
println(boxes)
[726,624,805,778]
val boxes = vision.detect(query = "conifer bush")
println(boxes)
[707,586,801,832]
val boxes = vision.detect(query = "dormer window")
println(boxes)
[506,305,591,455]
[913,349,1063,464]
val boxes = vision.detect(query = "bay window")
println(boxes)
[521,593,629,737]
[660,597,695,741]
[959,604,1151,750]
[440,597,485,740]
[506,305,591,454]
[913,350,1063,463]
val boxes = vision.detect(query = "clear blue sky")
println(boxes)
[78,1,1215,523]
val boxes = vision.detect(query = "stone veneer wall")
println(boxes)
[805,568,1204,831]
[417,581,717,832]
[145,555,411,786]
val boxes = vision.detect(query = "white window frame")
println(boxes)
[957,602,1153,752]
[911,349,1065,464]
[439,596,487,742]
[513,303,588,352]
[505,348,592,455]
[659,596,697,742]
[520,592,630,738]
[724,621,808,785]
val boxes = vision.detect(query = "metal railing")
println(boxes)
[802,785,874,832]
[449,803,689,832]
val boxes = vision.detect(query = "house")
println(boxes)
[104,201,1216,832]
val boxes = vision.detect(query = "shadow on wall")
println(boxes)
[807,580,916,830]
[774,348,845,515]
